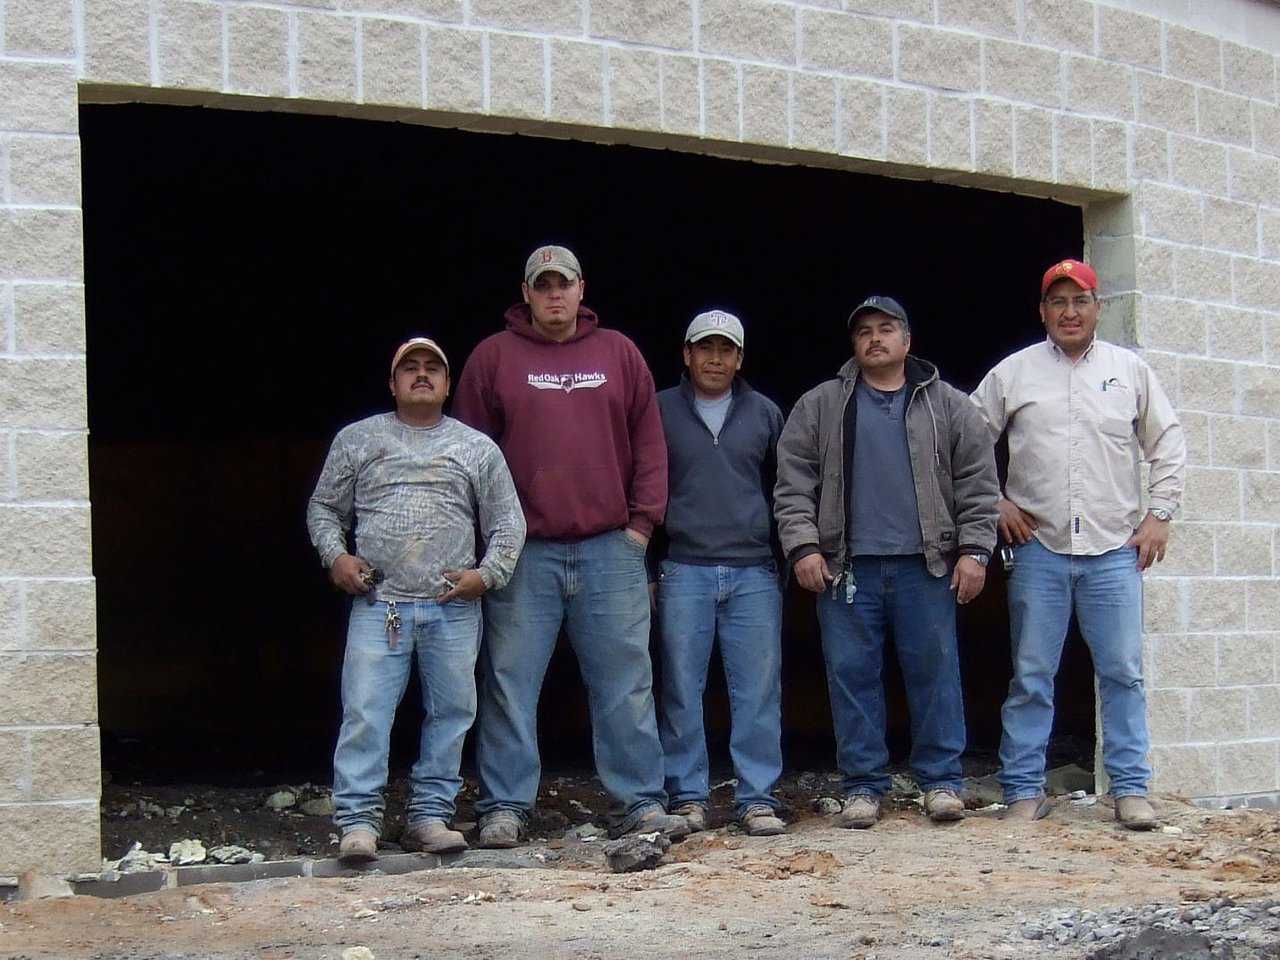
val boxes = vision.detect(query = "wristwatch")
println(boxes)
[1149,507,1173,522]
[962,552,990,566]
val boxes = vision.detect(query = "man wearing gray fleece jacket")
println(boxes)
[774,297,998,830]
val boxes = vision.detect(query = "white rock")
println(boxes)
[207,845,255,865]
[1161,825,1184,835]
[168,839,207,866]
[299,796,335,817]
[265,790,297,811]
[342,949,376,960]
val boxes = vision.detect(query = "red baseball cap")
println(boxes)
[1041,259,1098,295]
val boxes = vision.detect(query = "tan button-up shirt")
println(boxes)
[970,337,1186,557]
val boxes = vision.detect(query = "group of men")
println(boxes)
[306,246,1186,863]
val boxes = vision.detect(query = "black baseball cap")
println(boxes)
[847,295,909,329]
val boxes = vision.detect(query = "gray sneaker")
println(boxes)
[401,819,468,854]
[838,794,880,829]
[477,813,522,849]
[672,802,707,833]
[740,805,786,836]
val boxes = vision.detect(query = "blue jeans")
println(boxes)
[656,560,783,816]
[475,530,668,833]
[816,554,966,798]
[999,539,1150,802]
[332,598,481,836]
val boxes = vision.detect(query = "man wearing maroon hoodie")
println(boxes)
[453,244,689,847]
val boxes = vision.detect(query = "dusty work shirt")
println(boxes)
[307,413,526,601]
[970,337,1186,557]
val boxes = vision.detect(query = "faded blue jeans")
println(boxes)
[817,554,966,798]
[475,530,668,833]
[999,539,1150,802]
[656,560,783,816]
[332,597,481,837]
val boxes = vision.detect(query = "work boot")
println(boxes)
[615,807,692,841]
[923,788,965,823]
[672,802,707,833]
[477,812,522,849]
[837,794,880,829]
[1004,794,1053,822]
[401,819,468,854]
[338,828,378,863]
[740,805,786,837]
[1115,795,1158,831]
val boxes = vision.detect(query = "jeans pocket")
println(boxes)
[619,530,648,555]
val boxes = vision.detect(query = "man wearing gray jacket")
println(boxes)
[774,297,998,829]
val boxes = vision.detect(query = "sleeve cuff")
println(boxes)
[627,515,655,538]
[786,544,821,567]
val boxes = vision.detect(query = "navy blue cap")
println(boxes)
[847,295,908,329]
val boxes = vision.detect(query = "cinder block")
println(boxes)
[0,503,90,576]
[0,360,87,430]
[1188,689,1249,742]
[1219,741,1280,794]
[1134,126,1169,182]
[1179,358,1236,415]
[1187,577,1247,632]
[1248,686,1280,737]
[1172,135,1228,195]
[1151,635,1214,688]
[549,39,604,127]
[0,652,96,724]
[800,11,891,79]
[1247,577,1280,630]
[1137,72,1198,137]
[1054,113,1092,187]
[983,39,1062,109]
[0,581,20,650]
[23,579,96,652]
[471,0,580,34]
[1013,106,1053,183]
[1255,102,1280,158]
[346,0,460,20]
[1144,578,1188,635]
[0,62,77,134]
[1165,24,1223,89]
[1203,198,1257,257]
[1135,239,1177,297]
[488,33,545,120]
[1151,744,1218,796]
[1181,465,1241,519]
[1198,88,1253,148]
[8,136,80,208]
[227,6,289,99]
[83,0,150,86]
[15,432,88,502]
[885,87,927,166]
[937,0,1016,38]
[13,284,85,355]
[1148,689,1190,746]
[1271,422,1280,470]
[1098,7,1162,72]
[1173,247,1233,303]
[702,58,739,142]
[0,209,83,282]
[590,0,692,49]
[425,28,483,114]
[1022,0,1094,55]
[790,72,837,153]
[897,24,980,94]
[1207,306,1266,361]
[698,0,795,67]
[607,48,661,132]
[930,95,971,171]
[157,0,223,91]
[0,801,100,876]
[1066,56,1134,121]
[0,730,26,802]
[296,12,358,103]
[741,66,788,147]
[362,18,422,108]
[1179,412,1212,468]
[1262,208,1280,261]
[1219,633,1276,685]
[28,727,100,802]
[846,0,931,21]
[1244,472,1280,525]
[5,0,74,57]
[973,100,1013,177]
[1235,258,1280,313]
[1228,148,1280,206]
[1138,182,1203,245]
[661,56,700,137]
[1139,296,1206,354]
[1223,41,1276,102]
[837,78,883,160]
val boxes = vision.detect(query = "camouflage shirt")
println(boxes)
[307,413,526,601]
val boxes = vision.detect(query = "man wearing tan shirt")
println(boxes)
[971,259,1186,829]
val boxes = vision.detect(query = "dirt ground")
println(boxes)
[7,785,1280,960]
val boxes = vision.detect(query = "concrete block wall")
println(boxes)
[2,0,1280,872]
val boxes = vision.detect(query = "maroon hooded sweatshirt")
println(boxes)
[452,304,668,541]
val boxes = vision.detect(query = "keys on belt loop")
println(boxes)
[831,567,857,605]
[384,600,402,648]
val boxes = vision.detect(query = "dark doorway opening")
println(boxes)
[82,103,1096,792]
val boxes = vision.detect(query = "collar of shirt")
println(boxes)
[1044,334,1097,364]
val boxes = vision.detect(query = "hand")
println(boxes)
[624,528,650,549]
[793,553,834,593]
[437,569,488,603]
[950,556,987,605]
[1126,513,1171,571]
[330,554,373,596]
[997,498,1038,545]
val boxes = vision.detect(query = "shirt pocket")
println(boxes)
[1098,417,1134,440]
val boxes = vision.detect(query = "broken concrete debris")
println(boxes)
[1017,897,1280,954]
[208,845,264,865]
[264,790,297,811]
[299,796,336,817]
[601,832,671,873]
[341,948,376,960]
[15,871,74,901]
[811,797,842,815]
[167,839,207,866]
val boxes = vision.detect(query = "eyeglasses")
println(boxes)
[1043,294,1096,311]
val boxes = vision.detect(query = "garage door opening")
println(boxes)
[82,103,1096,807]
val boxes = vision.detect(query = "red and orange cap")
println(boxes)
[1041,259,1098,296]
